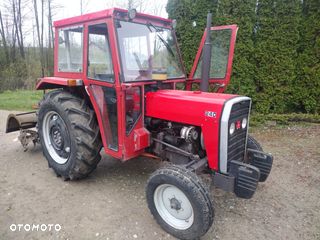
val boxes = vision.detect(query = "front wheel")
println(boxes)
[146,165,214,240]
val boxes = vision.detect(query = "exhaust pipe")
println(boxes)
[200,12,212,92]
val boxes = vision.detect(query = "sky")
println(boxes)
[52,0,168,22]
[0,0,169,45]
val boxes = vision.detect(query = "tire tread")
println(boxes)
[146,164,214,240]
[38,90,102,180]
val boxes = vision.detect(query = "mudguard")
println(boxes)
[6,112,37,133]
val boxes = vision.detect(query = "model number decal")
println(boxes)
[205,111,216,118]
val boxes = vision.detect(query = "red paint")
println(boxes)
[236,120,241,130]
[35,8,240,171]
[38,9,177,161]
[145,90,237,170]
[53,8,171,28]
[36,77,73,89]
[133,128,150,152]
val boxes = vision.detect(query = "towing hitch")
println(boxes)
[6,111,39,150]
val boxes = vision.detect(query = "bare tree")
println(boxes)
[106,0,165,16]
[33,0,44,76]
[80,0,90,15]
[17,0,25,58]
[12,0,25,58]
[47,0,53,48]
[46,0,54,74]
[11,15,17,60]
[40,0,44,70]
[0,10,10,62]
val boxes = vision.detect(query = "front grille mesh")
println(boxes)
[227,100,251,164]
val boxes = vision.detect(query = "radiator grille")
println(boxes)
[227,100,251,165]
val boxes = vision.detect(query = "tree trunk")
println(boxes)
[0,10,9,62]
[48,0,54,49]
[41,0,45,74]
[11,17,17,61]
[33,0,44,76]
[12,0,22,59]
[17,0,25,58]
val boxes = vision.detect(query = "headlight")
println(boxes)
[229,122,235,135]
[242,118,247,129]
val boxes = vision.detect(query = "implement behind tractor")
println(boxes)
[6,112,38,149]
[6,8,273,239]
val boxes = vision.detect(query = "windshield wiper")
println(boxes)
[147,22,175,57]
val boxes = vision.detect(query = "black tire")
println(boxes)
[247,135,263,151]
[146,165,214,240]
[38,89,102,180]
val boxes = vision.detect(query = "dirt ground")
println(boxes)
[0,109,319,240]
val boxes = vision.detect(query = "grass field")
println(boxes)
[0,90,43,111]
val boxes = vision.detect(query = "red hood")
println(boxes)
[145,90,237,126]
[145,89,249,171]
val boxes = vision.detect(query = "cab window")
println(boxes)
[58,26,83,72]
[87,23,114,82]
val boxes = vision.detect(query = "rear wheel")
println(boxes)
[38,90,102,180]
[146,165,214,240]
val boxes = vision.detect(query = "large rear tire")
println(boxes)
[146,165,214,240]
[38,90,102,180]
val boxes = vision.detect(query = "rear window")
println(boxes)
[58,26,83,72]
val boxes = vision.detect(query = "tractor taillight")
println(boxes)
[67,79,83,86]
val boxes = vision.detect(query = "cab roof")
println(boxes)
[53,8,172,28]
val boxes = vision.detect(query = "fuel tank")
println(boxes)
[145,89,239,171]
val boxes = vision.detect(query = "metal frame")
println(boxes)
[187,25,238,92]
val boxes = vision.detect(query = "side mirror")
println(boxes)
[172,19,177,29]
[128,8,137,20]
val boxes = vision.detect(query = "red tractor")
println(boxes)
[6,8,273,240]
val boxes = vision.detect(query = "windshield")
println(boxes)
[116,21,185,82]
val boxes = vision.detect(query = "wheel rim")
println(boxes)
[154,184,194,230]
[42,111,71,164]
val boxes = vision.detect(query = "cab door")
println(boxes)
[187,25,238,92]
[83,20,123,159]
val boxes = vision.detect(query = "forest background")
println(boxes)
[0,0,319,116]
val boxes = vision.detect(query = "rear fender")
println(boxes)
[36,77,83,90]
[6,112,37,133]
